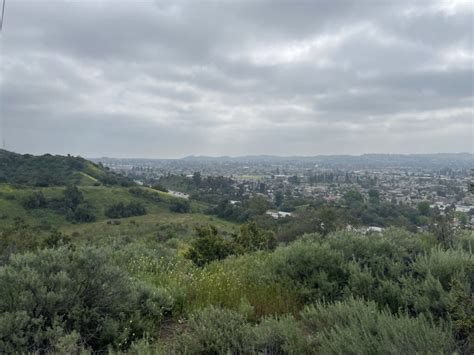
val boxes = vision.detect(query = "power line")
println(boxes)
[0,0,5,32]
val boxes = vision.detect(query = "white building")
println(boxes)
[168,190,190,199]
[266,210,293,219]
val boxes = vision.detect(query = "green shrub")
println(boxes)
[184,225,234,266]
[105,202,147,219]
[411,247,474,290]
[270,239,348,302]
[151,184,168,193]
[449,279,474,353]
[323,229,433,278]
[21,191,47,209]
[65,203,96,223]
[173,306,253,354]
[253,315,309,354]
[0,247,166,352]
[453,230,474,252]
[401,273,453,318]
[301,298,456,354]
[63,185,84,210]
[42,230,71,248]
[169,200,191,213]
[0,220,40,259]
[233,221,277,253]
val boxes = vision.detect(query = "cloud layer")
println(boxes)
[1,0,472,157]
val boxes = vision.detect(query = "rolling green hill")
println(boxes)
[0,183,212,228]
[0,181,237,263]
[0,150,232,237]
[0,149,133,187]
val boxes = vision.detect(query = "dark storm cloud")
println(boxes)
[1,0,472,157]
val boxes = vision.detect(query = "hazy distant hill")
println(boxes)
[0,149,134,187]
[97,153,474,169]
[183,153,474,167]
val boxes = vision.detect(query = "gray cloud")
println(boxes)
[1,0,472,157]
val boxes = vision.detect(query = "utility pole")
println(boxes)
[0,0,5,150]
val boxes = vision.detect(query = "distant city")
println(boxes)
[94,153,474,228]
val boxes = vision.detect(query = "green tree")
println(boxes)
[418,201,431,216]
[430,215,454,247]
[64,185,84,209]
[247,195,271,217]
[67,203,96,223]
[233,221,276,253]
[185,225,234,266]
[275,190,284,207]
[456,212,468,225]
[169,199,190,213]
[151,184,168,192]
[368,188,380,204]
[192,172,202,187]
[344,189,364,207]
[21,191,47,209]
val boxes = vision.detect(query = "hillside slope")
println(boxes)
[0,149,133,187]
[0,150,218,234]
[0,184,209,228]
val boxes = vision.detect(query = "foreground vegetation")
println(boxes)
[0,224,472,353]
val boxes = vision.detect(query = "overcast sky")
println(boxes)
[1,0,472,158]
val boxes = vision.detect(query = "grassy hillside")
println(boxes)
[0,184,212,228]
[0,182,237,263]
[61,212,238,253]
[0,149,133,187]
[0,151,231,250]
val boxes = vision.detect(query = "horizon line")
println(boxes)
[89,152,474,160]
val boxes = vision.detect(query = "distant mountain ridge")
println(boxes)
[0,149,134,187]
[182,153,473,160]
[96,153,473,169]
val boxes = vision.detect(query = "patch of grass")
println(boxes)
[61,212,237,247]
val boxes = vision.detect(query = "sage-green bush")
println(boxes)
[173,306,254,354]
[270,240,348,302]
[301,298,456,354]
[253,315,310,354]
[0,246,166,353]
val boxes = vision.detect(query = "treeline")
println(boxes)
[209,189,467,244]
[0,149,133,187]
[156,172,237,203]
[208,195,271,222]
